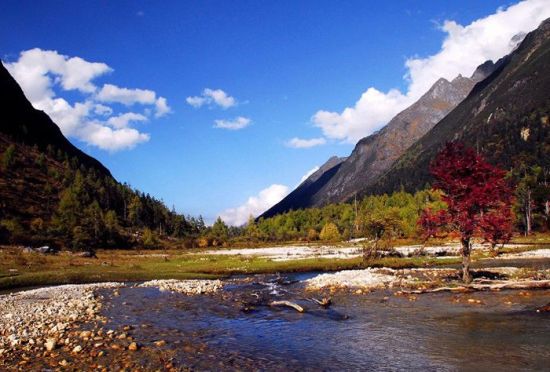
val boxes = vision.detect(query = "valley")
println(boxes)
[1,3,549,371]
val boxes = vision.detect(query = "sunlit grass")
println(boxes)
[2,234,546,290]
[0,247,465,290]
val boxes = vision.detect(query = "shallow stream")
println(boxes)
[98,274,550,371]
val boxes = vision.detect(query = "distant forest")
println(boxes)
[1,138,547,250]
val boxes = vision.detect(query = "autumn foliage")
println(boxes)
[419,142,513,282]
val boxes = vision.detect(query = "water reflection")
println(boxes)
[101,277,550,371]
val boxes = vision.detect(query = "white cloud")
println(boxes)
[96,84,156,105]
[155,97,171,117]
[107,112,147,129]
[186,88,237,109]
[4,48,171,151]
[286,137,327,148]
[214,116,251,130]
[219,165,323,225]
[186,96,207,108]
[313,0,550,143]
[94,103,113,116]
[5,48,111,102]
[205,88,236,108]
[219,184,290,226]
[79,123,150,151]
[37,98,93,137]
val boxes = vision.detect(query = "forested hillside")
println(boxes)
[0,62,205,248]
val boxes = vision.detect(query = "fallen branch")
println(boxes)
[309,297,332,308]
[402,280,550,294]
[269,300,305,313]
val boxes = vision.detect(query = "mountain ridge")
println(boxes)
[0,61,112,178]
[366,17,550,196]
[261,55,501,218]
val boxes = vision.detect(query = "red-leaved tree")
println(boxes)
[420,142,513,283]
[479,208,514,255]
[419,209,448,240]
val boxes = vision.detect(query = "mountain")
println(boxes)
[261,58,500,218]
[367,17,550,195]
[259,156,346,218]
[0,62,199,247]
[0,62,111,177]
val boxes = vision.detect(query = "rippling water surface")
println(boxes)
[99,274,550,371]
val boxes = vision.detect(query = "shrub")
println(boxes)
[319,222,341,242]
[2,145,16,171]
[307,228,319,241]
[142,228,158,249]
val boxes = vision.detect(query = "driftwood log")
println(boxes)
[402,280,550,294]
[269,300,305,313]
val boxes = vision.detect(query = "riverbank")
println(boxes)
[0,282,122,365]
[1,241,548,290]
[0,279,227,369]
[304,266,550,292]
[1,273,549,370]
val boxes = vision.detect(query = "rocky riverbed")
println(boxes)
[0,280,226,370]
[0,283,123,367]
[1,269,549,370]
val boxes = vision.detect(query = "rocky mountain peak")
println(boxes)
[261,19,550,218]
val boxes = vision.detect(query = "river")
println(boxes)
[96,273,550,371]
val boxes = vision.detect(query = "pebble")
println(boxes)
[44,338,57,351]
[128,342,139,351]
[0,283,122,358]
[72,345,82,353]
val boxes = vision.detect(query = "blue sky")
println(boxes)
[2,0,549,224]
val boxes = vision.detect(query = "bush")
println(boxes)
[319,222,341,242]
[30,218,44,232]
[197,237,211,248]
[2,145,16,171]
[72,226,91,251]
[307,228,319,241]
[142,228,158,249]
[0,219,24,243]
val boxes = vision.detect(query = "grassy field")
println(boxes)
[0,246,466,290]
[1,234,548,290]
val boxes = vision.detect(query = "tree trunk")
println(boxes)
[461,238,472,284]
[525,189,532,236]
[490,242,498,257]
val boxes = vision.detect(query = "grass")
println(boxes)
[504,233,550,245]
[0,247,464,290]
[1,234,546,290]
